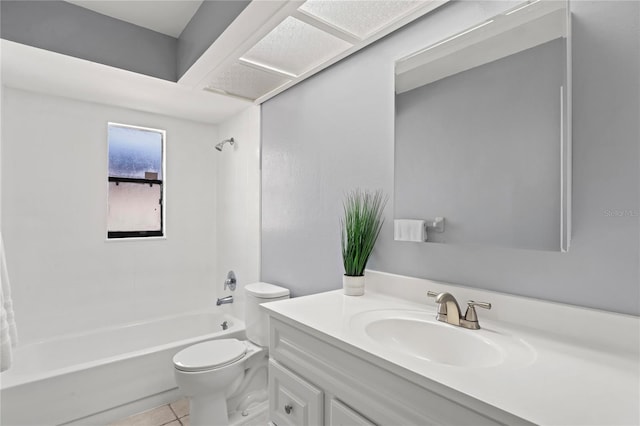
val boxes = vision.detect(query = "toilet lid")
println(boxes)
[245,282,290,299]
[173,339,247,372]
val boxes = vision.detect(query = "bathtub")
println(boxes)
[0,310,245,425]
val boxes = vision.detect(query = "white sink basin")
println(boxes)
[350,309,535,368]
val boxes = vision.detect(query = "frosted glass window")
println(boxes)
[108,182,161,232]
[108,125,163,179]
[107,123,165,239]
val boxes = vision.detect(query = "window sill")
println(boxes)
[105,236,167,243]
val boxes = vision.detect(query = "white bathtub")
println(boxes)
[0,310,245,425]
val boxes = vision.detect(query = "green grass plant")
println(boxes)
[341,189,387,277]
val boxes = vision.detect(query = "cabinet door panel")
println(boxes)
[269,359,323,426]
[329,399,376,426]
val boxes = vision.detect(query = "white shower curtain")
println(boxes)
[1,232,18,372]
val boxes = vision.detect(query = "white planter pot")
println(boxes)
[343,275,365,296]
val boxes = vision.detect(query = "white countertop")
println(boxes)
[262,274,639,426]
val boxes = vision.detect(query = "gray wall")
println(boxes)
[0,1,177,81]
[177,0,250,79]
[261,1,640,315]
[0,0,250,81]
[396,39,563,250]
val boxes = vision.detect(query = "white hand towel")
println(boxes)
[1,232,17,372]
[394,219,427,242]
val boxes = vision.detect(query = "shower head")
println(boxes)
[215,137,235,152]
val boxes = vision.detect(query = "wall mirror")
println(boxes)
[394,0,571,252]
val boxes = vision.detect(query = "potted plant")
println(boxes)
[341,189,387,296]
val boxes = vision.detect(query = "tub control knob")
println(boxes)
[224,270,237,291]
[284,404,293,414]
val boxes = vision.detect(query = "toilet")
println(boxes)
[173,282,290,426]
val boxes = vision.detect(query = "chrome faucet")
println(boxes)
[429,291,462,326]
[217,270,237,306]
[216,295,234,306]
[427,291,491,330]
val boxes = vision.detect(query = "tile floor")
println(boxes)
[109,397,270,426]
[109,398,190,426]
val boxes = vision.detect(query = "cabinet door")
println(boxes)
[269,359,323,426]
[329,399,376,426]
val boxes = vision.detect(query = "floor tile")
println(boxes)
[165,421,181,426]
[109,404,177,426]
[180,415,190,426]
[170,398,189,418]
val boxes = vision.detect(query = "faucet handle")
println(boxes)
[427,291,439,299]
[468,300,491,310]
[464,300,491,323]
[224,270,237,291]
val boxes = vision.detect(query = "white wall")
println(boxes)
[1,88,219,343]
[215,106,261,321]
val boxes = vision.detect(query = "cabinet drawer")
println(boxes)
[269,359,323,426]
[329,399,376,426]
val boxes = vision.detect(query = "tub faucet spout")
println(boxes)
[217,295,234,306]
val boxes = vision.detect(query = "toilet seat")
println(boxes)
[173,339,247,372]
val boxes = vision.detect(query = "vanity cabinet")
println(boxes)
[269,356,373,426]
[269,359,323,426]
[267,316,530,426]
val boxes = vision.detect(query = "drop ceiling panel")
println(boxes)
[189,0,448,103]
[240,16,353,76]
[298,0,425,39]
[207,62,291,100]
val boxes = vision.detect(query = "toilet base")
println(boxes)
[173,341,269,426]
[190,392,229,426]
[188,394,269,426]
[228,400,269,426]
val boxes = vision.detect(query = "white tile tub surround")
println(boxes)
[262,270,640,425]
[0,310,245,426]
[216,105,261,322]
[1,88,220,345]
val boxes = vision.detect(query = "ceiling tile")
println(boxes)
[240,16,352,77]
[207,62,291,101]
[299,0,425,39]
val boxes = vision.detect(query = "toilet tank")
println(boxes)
[244,282,290,347]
